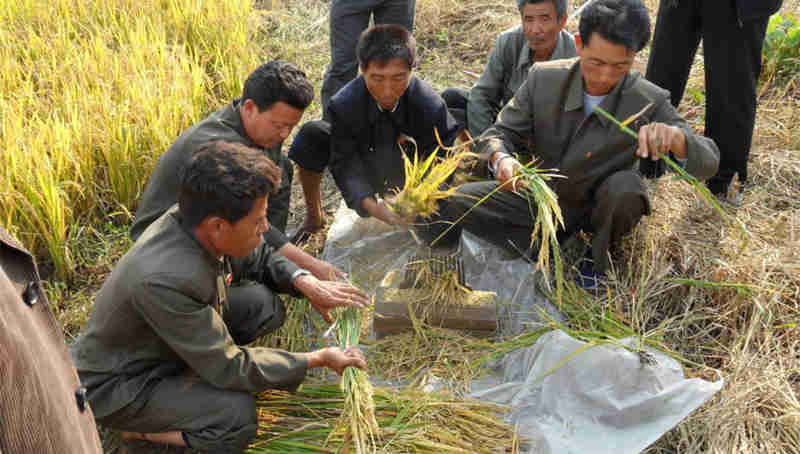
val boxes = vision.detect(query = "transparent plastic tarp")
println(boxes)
[470,330,723,454]
[322,202,723,453]
[322,201,563,336]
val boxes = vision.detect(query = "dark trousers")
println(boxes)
[320,0,415,117]
[641,0,769,194]
[288,120,332,173]
[422,170,649,272]
[96,284,284,453]
[98,374,257,454]
[225,283,287,345]
[441,87,469,129]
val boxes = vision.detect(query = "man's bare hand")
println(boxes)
[307,346,367,375]
[494,154,522,191]
[362,196,413,226]
[637,123,687,161]
[293,275,369,323]
[306,258,346,281]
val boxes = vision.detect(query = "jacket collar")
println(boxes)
[366,77,414,127]
[562,60,651,129]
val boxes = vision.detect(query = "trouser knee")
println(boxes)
[184,391,257,454]
[225,284,286,345]
[288,120,332,174]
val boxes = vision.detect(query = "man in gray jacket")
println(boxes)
[72,141,368,453]
[424,0,720,289]
[443,0,577,138]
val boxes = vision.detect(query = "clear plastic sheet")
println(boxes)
[322,201,563,337]
[321,203,723,453]
[469,330,723,453]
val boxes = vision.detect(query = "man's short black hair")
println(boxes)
[179,141,282,228]
[242,60,314,112]
[579,0,650,52]
[356,24,417,71]
[518,0,568,21]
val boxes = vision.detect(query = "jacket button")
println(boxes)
[22,281,39,306]
[75,387,88,412]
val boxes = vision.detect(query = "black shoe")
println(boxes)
[575,252,606,291]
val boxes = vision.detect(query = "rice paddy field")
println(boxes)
[2,0,799,452]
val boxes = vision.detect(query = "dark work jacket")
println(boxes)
[71,207,305,419]
[130,100,291,248]
[0,227,103,453]
[735,0,782,22]
[328,75,463,216]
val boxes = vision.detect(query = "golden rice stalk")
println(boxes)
[390,135,477,219]
[332,307,379,454]
[512,163,566,300]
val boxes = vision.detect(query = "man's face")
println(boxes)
[218,196,269,258]
[576,32,636,96]
[520,1,566,60]
[362,58,412,110]
[241,100,304,149]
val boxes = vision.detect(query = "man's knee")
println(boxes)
[441,87,468,109]
[289,120,332,174]
[595,170,650,214]
[226,284,287,345]
[184,391,257,454]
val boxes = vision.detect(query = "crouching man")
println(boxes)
[71,140,368,453]
[423,0,720,289]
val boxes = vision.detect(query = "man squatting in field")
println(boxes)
[132,60,345,282]
[442,0,577,139]
[422,0,721,288]
[71,141,369,453]
[289,24,463,229]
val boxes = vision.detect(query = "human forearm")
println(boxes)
[278,243,344,281]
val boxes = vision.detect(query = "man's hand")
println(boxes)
[362,196,412,226]
[306,258,346,281]
[306,346,367,375]
[637,123,687,161]
[293,275,369,322]
[492,152,521,191]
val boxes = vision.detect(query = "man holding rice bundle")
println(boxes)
[423,0,720,288]
[71,141,368,453]
[290,24,463,230]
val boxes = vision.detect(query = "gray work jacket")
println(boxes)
[71,207,306,419]
[476,58,720,229]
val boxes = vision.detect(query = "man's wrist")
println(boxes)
[291,268,312,282]
[488,151,510,174]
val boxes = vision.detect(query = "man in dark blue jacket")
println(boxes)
[289,24,463,234]
[641,0,783,204]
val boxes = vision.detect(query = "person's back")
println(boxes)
[0,227,103,454]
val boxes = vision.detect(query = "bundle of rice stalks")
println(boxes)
[333,306,379,454]
[390,135,477,219]
[510,163,566,301]
[247,383,519,453]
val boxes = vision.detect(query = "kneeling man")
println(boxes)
[71,141,368,453]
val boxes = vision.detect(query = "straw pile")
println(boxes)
[247,384,519,453]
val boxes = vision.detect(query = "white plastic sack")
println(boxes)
[470,330,724,454]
